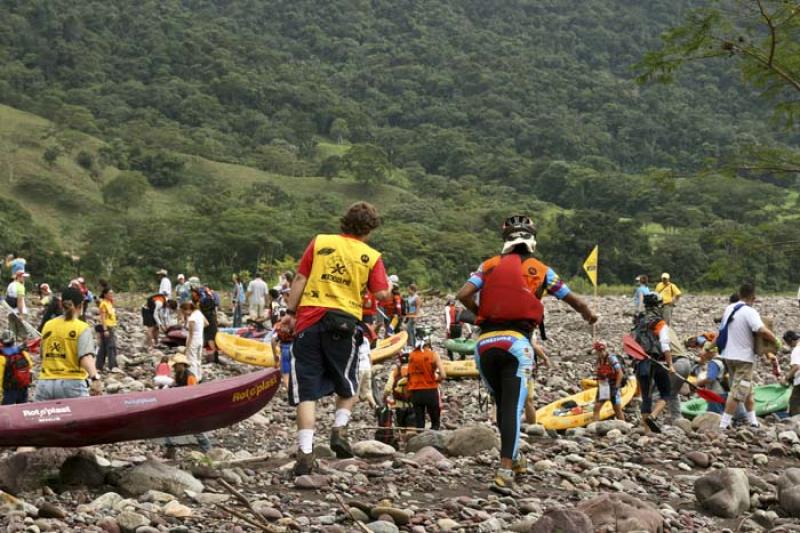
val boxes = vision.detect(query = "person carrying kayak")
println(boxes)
[271,310,295,389]
[715,283,777,430]
[164,353,210,458]
[36,287,102,400]
[456,214,597,494]
[281,202,391,476]
[592,341,625,422]
[408,332,447,431]
[633,293,674,433]
[0,330,33,405]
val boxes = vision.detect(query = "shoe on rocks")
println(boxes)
[491,468,516,495]
[330,426,354,459]
[512,455,528,476]
[293,450,316,476]
[645,418,662,433]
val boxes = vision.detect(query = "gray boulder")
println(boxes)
[405,431,447,453]
[577,493,663,532]
[694,468,750,518]
[531,508,593,533]
[691,412,721,433]
[777,468,800,517]
[444,426,499,456]
[114,460,203,496]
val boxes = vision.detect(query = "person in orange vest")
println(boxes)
[362,290,377,328]
[457,214,596,495]
[407,334,447,430]
[592,341,625,422]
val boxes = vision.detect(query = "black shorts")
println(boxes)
[141,308,156,327]
[288,320,362,406]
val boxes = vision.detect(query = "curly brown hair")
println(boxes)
[340,202,381,236]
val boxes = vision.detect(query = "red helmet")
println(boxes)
[592,341,607,352]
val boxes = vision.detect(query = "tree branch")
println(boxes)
[717,37,800,92]
[754,0,777,66]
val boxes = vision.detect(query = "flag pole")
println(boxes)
[582,245,599,341]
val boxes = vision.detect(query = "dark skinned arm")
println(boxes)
[456,282,480,316]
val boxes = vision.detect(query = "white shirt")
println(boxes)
[5,280,25,314]
[358,338,371,372]
[247,278,268,305]
[791,345,800,386]
[720,303,764,363]
[159,276,172,297]
[188,310,206,347]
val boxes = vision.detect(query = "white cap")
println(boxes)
[388,274,399,285]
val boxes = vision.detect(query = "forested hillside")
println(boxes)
[0,0,797,290]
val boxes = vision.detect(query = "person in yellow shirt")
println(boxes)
[655,272,682,325]
[96,288,118,371]
[36,287,102,400]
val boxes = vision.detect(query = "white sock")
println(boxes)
[297,429,314,454]
[333,408,352,428]
[747,411,759,426]
[720,413,732,430]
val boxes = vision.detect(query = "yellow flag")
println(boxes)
[583,245,598,287]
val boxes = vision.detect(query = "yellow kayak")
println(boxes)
[536,377,637,430]
[371,331,409,363]
[215,332,276,368]
[442,359,479,379]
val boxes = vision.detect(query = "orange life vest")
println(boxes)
[477,254,544,326]
[407,348,438,391]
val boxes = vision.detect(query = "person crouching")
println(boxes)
[592,341,625,422]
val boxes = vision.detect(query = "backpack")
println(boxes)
[401,297,409,316]
[3,349,31,389]
[633,313,663,360]
[392,365,411,401]
[716,303,746,353]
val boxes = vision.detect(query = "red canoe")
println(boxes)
[0,369,280,447]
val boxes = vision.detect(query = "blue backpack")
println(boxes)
[716,303,746,353]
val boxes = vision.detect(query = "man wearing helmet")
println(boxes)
[456,214,597,494]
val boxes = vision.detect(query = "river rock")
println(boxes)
[352,440,396,458]
[577,493,663,532]
[115,460,204,496]
[531,508,593,533]
[58,451,107,487]
[116,511,149,533]
[691,413,721,433]
[86,491,124,511]
[371,506,413,525]
[413,446,447,466]
[694,468,750,518]
[588,420,632,436]
[444,426,499,456]
[162,500,193,517]
[777,468,800,517]
[295,474,331,489]
[406,431,447,453]
[686,451,711,468]
[0,448,75,493]
[366,520,399,533]
[437,518,461,531]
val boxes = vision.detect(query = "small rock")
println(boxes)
[753,454,768,466]
[352,440,396,458]
[115,460,203,497]
[686,451,711,468]
[36,502,65,519]
[525,424,546,437]
[578,493,663,532]
[371,506,413,525]
[437,518,461,531]
[780,431,800,445]
[116,511,149,533]
[413,446,446,466]
[777,468,800,517]
[531,508,593,533]
[406,431,447,453]
[295,474,331,489]
[366,520,399,533]
[691,412,721,433]
[87,492,123,511]
[162,500,192,518]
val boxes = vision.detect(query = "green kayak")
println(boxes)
[443,338,477,355]
[681,384,791,419]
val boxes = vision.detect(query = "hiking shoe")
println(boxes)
[645,418,662,434]
[491,468,516,495]
[293,450,316,476]
[512,456,528,476]
[330,427,354,459]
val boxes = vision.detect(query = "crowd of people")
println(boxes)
[1,202,799,497]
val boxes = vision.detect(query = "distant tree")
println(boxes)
[101,171,148,211]
[342,144,390,186]
[42,145,61,167]
[75,150,94,170]
[128,148,185,187]
[330,118,350,144]
[319,155,342,180]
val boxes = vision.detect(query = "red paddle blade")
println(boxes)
[622,334,648,361]
[696,387,726,404]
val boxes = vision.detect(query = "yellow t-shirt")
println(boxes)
[655,282,681,305]
[40,316,93,380]
[99,300,117,327]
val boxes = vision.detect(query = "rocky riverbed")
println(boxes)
[1,294,800,532]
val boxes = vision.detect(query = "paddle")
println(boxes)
[0,300,42,338]
[622,334,726,404]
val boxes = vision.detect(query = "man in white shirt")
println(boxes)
[246,272,269,321]
[158,269,172,297]
[718,283,776,430]
[782,331,800,416]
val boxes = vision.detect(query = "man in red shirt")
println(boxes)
[282,202,391,476]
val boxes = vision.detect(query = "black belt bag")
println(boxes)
[322,309,358,337]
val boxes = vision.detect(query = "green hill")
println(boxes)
[0,1,798,290]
